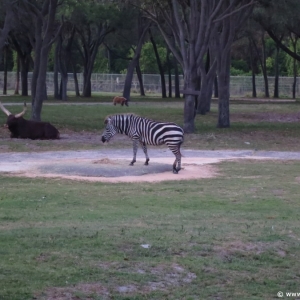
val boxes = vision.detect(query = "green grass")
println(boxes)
[1,96,300,298]
[1,95,300,152]
[1,160,300,299]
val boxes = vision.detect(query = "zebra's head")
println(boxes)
[101,116,117,143]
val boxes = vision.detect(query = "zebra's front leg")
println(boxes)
[140,141,150,165]
[130,139,139,166]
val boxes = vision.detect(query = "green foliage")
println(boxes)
[93,47,109,73]
[285,39,300,76]
[139,42,167,73]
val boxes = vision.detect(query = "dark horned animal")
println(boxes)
[0,102,60,140]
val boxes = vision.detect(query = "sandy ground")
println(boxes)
[1,144,300,183]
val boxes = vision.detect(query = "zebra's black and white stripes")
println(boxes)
[101,114,184,174]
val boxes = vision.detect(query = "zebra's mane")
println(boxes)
[104,113,173,125]
[104,113,138,122]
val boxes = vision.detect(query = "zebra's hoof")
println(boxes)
[173,169,178,174]
[129,162,134,166]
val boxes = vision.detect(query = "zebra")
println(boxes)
[101,114,184,174]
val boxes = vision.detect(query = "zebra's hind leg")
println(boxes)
[140,141,150,165]
[172,157,181,174]
[170,144,182,174]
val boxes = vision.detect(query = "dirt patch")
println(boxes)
[214,240,286,261]
[1,133,300,183]
[13,158,220,183]
[40,263,196,299]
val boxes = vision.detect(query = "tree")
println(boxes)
[9,25,33,96]
[148,28,167,98]
[141,0,255,132]
[71,0,119,97]
[54,22,75,101]
[256,0,300,63]
[19,0,62,121]
[0,0,15,62]
[122,14,151,101]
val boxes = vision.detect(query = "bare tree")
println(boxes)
[143,0,255,132]
[123,15,151,101]
[20,0,62,121]
[0,1,15,61]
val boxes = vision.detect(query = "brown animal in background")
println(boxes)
[0,102,60,140]
[112,96,128,106]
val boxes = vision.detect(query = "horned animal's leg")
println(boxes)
[139,141,150,165]
[130,139,139,166]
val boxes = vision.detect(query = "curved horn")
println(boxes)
[15,102,27,118]
[0,101,12,116]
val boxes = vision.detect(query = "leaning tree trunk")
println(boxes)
[123,20,150,102]
[149,29,166,98]
[197,60,217,115]
[136,61,145,96]
[72,60,80,96]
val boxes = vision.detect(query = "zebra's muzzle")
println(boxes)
[101,136,107,143]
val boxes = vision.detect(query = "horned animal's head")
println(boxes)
[0,102,27,127]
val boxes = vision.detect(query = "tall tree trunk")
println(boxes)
[197,53,217,115]
[217,51,231,128]
[183,67,197,133]
[3,46,8,95]
[291,36,298,99]
[174,56,180,98]
[20,54,30,96]
[54,40,60,99]
[149,29,166,98]
[249,38,257,98]
[292,58,297,99]
[273,45,280,98]
[261,33,269,98]
[167,49,172,98]
[136,61,145,96]
[0,1,14,62]
[72,60,80,96]
[27,0,61,120]
[214,76,219,98]
[14,53,20,95]
[123,19,150,101]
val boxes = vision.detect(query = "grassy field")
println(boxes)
[0,94,299,152]
[1,161,300,299]
[0,95,300,299]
